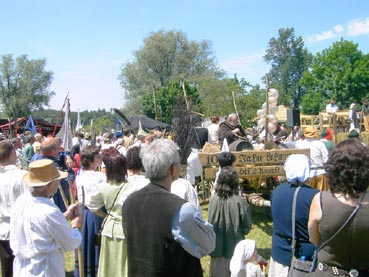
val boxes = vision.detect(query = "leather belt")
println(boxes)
[317,262,369,277]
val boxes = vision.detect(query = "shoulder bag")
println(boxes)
[288,186,314,277]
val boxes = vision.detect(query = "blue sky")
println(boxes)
[1,0,368,112]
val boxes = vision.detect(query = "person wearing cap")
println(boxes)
[320,128,335,153]
[230,239,266,277]
[295,126,329,191]
[348,129,368,147]
[269,154,318,277]
[9,159,81,276]
[0,141,28,277]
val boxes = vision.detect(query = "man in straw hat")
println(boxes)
[295,125,329,191]
[10,159,82,276]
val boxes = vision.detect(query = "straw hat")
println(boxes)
[23,159,68,187]
[303,126,318,138]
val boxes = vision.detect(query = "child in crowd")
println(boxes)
[230,239,266,277]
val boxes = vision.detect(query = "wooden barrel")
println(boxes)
[229,139,253,151]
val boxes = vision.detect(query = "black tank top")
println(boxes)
[318,191,369,270]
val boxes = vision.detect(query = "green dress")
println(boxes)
[97,175,150,277]
[97,182,128,277]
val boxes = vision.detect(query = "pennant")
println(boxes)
[116,117,123,130]
[75,110,83,132]
[25,115,37,133]
[56,99,73,151]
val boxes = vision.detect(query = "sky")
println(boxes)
[1,0,369,112]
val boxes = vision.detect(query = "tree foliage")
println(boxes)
[300,39,369,114]
[0,54,54,119]
[142,81,199,124]
[264,28,312,108]
[118,30,224,115]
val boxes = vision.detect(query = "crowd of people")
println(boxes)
[1,106,369,277]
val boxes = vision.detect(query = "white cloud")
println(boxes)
[307,17,369,43]
[220,52,269,85]
[346,17,369,36]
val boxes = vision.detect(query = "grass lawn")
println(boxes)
[64,201,273,277]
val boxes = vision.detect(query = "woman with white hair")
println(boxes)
[268,154,319,277]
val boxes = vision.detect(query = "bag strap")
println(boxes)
[98,183,125,234]
[316,190,367,251]
[291,186,301,257]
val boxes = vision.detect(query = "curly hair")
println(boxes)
[325,139,369,197]
[218,152,236,168]
[215,166,239,199]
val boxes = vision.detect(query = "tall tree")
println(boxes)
[300,39,369,114]
[0,54,54,119]
[264,28,312,108]
[118,29,224,115]
[142,81,199,124]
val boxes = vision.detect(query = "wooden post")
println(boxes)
[332,113,337,144]
[152,86,158,120]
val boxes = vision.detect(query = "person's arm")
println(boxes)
[171,202,215,259]
[308,193,322,246]
[46,208,82,252]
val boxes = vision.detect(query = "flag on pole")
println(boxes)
[56,99,73,151]
[75,110,83,132]
[25,115,37,133]
[116,117,123,131]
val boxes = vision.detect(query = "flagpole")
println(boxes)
[53,92,69,136]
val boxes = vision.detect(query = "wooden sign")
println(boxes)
[198,148,310,167]
[204,165,285,179]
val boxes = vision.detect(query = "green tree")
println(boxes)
[0,54,54,119]
[300,39,369,114]
[264,28,312,108]
[118,29,224,115]
[142,81,199,124]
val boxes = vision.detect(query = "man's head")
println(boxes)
[141,139,180,183]
[0,140,16,165]
[329,98,335,105]
[227,113,239,127]
[23,159,68,197]
[40,137,59,158]
[218,152,236,168]
[24,134,35,145]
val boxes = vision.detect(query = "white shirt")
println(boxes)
[326,103,339,113]
[207,123,219,144]
[10,192,81,277]
[186,149,203,185]
[171,178,201,214]
[118,174,150,206]
[0,164,27,240]
[295,139,329,177]
[76,169,107,211]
